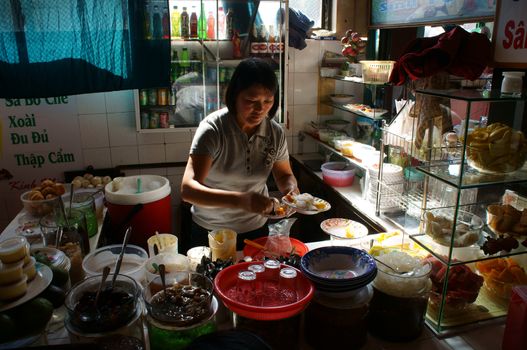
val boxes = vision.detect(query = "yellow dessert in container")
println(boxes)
[0,237,29,264]
[0,275,28,301]
[0,261,24,285]
[23,256,37,282]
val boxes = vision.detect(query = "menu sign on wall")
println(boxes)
[492,0,527,68]
[370,0,495,28]
[0,96,82,201]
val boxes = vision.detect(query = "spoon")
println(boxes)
[68,183,74,217]
[159,264,167,301]
[94,266,111,307]
[110,226,132,289]
[55,226,64,248]
[373,257,415,277]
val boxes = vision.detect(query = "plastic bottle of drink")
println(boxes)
[207,11,215,39]
[143,1,152,39]
[152,5,162,39]
[162,6,170,39]
[225,8,234,40]
[171,50,180,81]
[170,5,180,38]
[217,7,226,39]
[190,6,198,38]
[180,7,189,39]
[250,25,259,57]
[268,25,276,55]
[180,47,190,76]
[198,3,207,40]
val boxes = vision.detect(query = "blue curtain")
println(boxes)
[0,0,170,98]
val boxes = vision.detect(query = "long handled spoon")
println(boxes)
[111,226,132,289]
[95,266,111,307]
[159,264,167,301]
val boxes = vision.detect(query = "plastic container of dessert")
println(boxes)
[321,162,355,187]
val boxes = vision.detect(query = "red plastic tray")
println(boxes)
[214,262,314,321]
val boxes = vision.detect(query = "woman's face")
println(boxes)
[234,84,275,132]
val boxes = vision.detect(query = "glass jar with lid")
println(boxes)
[367,250,432,341]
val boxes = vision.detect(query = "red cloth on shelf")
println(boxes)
[389,27,491,86]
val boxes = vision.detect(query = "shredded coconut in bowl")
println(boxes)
[374,251,432,298]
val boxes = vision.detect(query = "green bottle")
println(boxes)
[198,2,207,40]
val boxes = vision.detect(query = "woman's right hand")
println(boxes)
[239,192,275,215]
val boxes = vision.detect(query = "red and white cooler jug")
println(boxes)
[105,175,171,249]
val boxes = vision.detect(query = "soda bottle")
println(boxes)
[162,6,170,39]
[250,25,259,57]
[143,1,152,39]
[180,7,189,39]
[268,25,276,55]
[180,47,190,72]
[171,50,180,81]
[259,25,269,56]
[225,8,234,40]
[170,6,180,38]
[190,6,198,38]
[217,7,226,40]
[152,5,162,39]
[198,2,207,40]
[207,11,215,39]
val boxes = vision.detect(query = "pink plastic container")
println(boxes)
[321,162,355,187]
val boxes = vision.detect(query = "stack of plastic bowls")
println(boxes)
[300,246,377,296]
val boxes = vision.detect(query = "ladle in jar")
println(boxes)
[373,257,415,277]
[110,226,132,289]
[95,266,111,307]
[158,263,167,301]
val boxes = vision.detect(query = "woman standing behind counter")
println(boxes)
[181,58,299,249]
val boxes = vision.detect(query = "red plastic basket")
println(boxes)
[214,262,314,321]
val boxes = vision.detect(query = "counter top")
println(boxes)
[0,189,508,350]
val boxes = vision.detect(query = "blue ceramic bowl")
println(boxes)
[300,246,377,286]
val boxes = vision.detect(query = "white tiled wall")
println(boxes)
[1,40,337,232]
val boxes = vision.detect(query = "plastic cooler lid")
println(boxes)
[104,175,170,205]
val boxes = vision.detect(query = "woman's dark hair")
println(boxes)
[225,57,280,118]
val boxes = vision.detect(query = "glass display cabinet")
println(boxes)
[379,88,527,334]
[134,0,288,133]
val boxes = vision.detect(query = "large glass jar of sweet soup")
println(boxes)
[143,272,217,350]
[367,250,432,341]
[64,274,144,346]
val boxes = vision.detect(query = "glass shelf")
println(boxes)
[415,88,526,102]
[322,101,389,120]
[416,163,527,189]
[323,75,392,87]
[409,233,527,266]
[301,131,370,171]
